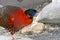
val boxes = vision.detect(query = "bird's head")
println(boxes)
[25,9,37,19]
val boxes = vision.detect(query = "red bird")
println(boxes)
[0,5,37,40]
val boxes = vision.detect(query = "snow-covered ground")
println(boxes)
[0,35,33,40]
[0,24,60,40]
[0,29,60,40]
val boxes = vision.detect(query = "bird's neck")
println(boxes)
[52,0,60,2]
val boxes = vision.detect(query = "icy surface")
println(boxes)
[0,27,60,40]
[0,35,33,40]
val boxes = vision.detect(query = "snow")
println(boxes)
[0,24,60,40]
[52,0,60,2]
[0,28,60,40]
[0,36,12,40]
[0,35,33,40]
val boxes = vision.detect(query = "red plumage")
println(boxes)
[8,8,33,35]
[0,6,33,35]
[0,5,37,40]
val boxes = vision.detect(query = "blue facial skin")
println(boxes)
[25,9,37,18]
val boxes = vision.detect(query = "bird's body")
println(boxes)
[31,0,60,28]
[0,5,37,40]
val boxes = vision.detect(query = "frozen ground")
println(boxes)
[0,24,60,40]
[0,35,33,40]
[0,30,60,40]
